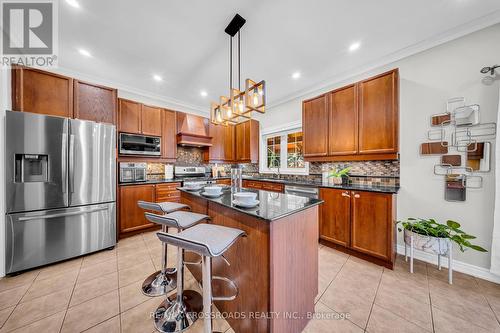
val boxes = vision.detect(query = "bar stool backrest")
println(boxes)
[157,231,212,257]
[138,201,164,214]
[145,212,181,229]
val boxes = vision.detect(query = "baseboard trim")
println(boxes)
[396,244,500,284]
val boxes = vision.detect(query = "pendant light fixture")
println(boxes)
[210,14,266,125]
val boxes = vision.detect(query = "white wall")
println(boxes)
[257,24,500,270]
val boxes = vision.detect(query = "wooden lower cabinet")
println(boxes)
[119,184,155,235]
[242,179,284,193]
[119,182,181,237]
[215,179,231,186]
[319,188,396,268]
[319,188,350,247]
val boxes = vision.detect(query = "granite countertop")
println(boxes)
[119,176,231,186]
[242,176,400,194]
[179,187,323,222]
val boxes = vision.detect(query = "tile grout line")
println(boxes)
[363,266,383,332]
[58,258,84,333]
[0,269,42,331]
[473,276,500,327]
[426,263,436,333]
[315,254,350,304]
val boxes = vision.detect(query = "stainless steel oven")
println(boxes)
[119,162,147,183]
[119,133,161,156]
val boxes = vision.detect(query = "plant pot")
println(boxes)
[403,229,451,255]
[329,177,342,185]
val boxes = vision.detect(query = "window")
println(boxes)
[261,128,308,175]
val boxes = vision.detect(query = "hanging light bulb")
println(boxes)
[216,108,222,123]
[238,98,244,112]
[227,107,232,118]
[253,87,259,106]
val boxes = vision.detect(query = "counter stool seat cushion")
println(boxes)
[157,224,245,258]
[138,201,189,214]
[145,211,210,229]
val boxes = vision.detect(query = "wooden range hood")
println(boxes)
[176,112,212,147]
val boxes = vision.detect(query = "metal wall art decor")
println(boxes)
[210,14,266,126]
[422,97,496,202]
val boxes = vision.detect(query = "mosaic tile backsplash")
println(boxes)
[146,147,400,187]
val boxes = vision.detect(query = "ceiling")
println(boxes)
[58,0,500,114]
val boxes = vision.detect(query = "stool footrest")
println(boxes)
[211,276,238,302]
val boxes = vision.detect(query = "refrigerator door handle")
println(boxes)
[69,134,75,193]
[18,207,109,221]
[61,134,68,193]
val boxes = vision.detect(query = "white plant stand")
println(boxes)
[404,229,453,284]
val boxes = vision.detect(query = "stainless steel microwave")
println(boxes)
[119,133,161,156]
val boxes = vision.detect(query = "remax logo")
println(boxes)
[1,0,58,67]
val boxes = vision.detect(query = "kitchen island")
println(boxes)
[180,187,323,333]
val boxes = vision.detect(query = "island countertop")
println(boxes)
[178,186,323,221]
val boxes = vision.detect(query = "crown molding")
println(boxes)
[51,66,209,116]
[268,10,500,110]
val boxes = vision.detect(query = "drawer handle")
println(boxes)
[354,194,360,198]
[341,192,350,198]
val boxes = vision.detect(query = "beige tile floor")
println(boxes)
[0,230,499,333]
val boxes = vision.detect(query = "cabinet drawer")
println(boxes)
[156,192,181,202]
[261,182,284,192]
[156,183,181,192]
[216,179,231,185]
[242,180,263,189]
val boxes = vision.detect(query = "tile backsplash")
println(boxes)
[145,146,400,187]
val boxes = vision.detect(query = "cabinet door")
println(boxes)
[162,110,177,160]
[351,191,393,260]
[242,180,262,190]
[207,123,225,161]
[118,99,141,134]
[74,80,117,124]
[328,85,358,155]
[358,69,399,154]
[12,67,73,118]
[302,94,329,157]
[319,188,351,246]
[224,124,235,161]
[141,104,162,136]
[235,122,247,161]
[119,185,155,234]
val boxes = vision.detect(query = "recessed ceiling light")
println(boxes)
[153,75,163,82]
[78,49,91,57]
[292,71,301,79]
[66,0,80,8]
[200,90,208,97]
[349,41,361,52]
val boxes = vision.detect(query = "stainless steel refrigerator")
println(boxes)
[5,110,116,274]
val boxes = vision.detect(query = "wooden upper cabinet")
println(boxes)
[350,191,393,261]
[224,124,235,161]
[12,67,73,118]
[303,94,329,157]
[319,188,351,247]
[206,123,225,162]
[328,85,358,155]
[118,99,142,134]
[141,104,162,136]
[74,80,117,124]
[235,119,259,163]
[162,110,177,160]
[358,69,399,154]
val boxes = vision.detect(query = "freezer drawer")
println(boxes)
[5,203,116,274]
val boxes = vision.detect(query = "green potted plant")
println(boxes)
[396,218,487,254]
[328,167,351,185]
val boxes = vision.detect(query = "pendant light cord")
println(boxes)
[238,31,241,91]
[229,36,232,91]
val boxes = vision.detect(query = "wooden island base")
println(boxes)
[182,192,319,333]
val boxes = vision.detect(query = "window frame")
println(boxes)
[259,124,309,175]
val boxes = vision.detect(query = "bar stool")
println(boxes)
[156,223,246,333]
[137,201,190,297]
[145,212,213,332]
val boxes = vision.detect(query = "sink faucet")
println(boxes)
[273,167,281,179]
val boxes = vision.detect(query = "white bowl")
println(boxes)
[204,186,222,195]
[184,182,200,189]
[233,192,257,204]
